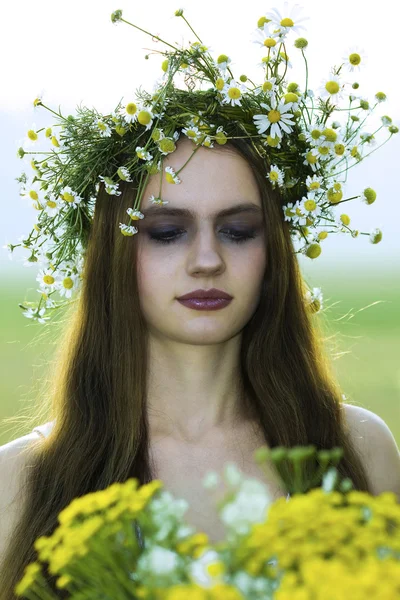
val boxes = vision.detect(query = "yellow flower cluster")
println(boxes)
[238,488,400,598]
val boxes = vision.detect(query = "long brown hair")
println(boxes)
[0,137,371,598]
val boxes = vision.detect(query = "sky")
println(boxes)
[1,0,399,281]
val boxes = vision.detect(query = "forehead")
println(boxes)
[141,138,261,216]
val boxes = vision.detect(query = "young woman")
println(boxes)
[1,134,399,597]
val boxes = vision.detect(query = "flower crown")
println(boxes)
[6,4,398,324]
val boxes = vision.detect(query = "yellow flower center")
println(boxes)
[269,171,279,181]
[351,146,359,157]
[62,192,75,202]
[340,214,350,225]
[63,277,74,289]
[215,131,227,145]
[126,103,137,115]
[159,138,176,153]
[263,81,273,92]
[363,188,377,204]
[165,172,175,184]
[29,190,38,200]
[306,243,321,259]
[45,127,52,138]
[318,145,330,156]
[318,231,328,240]
[264,38,277,48]
[216,78,225,91]
[304,199,317,211]
[284,206,295,218]
[43,275,55,285]
[334,143,345,155]
[27,130,38,141]
[268,109,281,123]
[325,81,340,95]
[349,53,361,66]
[266,135,280,147]
[322,128,337,142]
[327,189,343,203]
[180,62,188,69]
[52,136,60,147]
[115,125,126,136]
[311,129,321,139]
[281,18,294,27]
[161,59,169,72]
[98,122,107,131]
[284,92,298,103]
[138,111,152,125]
[47,200,57,208]
[306,152,317,164]
[308,182,320,190]
[228,87,241,99]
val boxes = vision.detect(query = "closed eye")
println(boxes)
[148,228,257,245]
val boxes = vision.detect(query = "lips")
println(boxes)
[177,288,233,300]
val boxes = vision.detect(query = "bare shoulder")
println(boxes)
[342,403,400,500]
[0,432,42,563]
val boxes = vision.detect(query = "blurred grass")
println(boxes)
[1,270,399,447]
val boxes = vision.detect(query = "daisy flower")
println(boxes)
[221,79,247,107]
[119,223,139,236]
[258,77,278,97]
[214,70,230,94]
[126,208,145,221]
[96,120,112,137]
[341,45,368,73]
[60,186,83,208]
[117,166,133,181]
[299,194,322,218]
[22,307,49,324]
[56,272,80,299]
[43,194,62,218]
[319,73,344,103]
[98,176,122,196]
[123,102,138,123]
[136,146,153,161]
[253,95,295,139]
[182,124,202,142]
[303,148,320,172]
[265,3,309,37]
[292,200,308,226]
[36,268,59,292]
[304,125,324,147]
[282,202,296,222]
[253,27,282,54]
[267,164,284,187]
[304,287,324,312]
[306,174,323,192]
[23,124,40,149]
[165,166,181,184]
[137,107,155,130]
[369,227,383,244]
[149,195,169,206]
[20,180,46,203]
[215,54,232,72]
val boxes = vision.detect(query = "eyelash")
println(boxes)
[149,229,257,245]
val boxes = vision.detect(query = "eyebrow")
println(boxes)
[142,202,263,219]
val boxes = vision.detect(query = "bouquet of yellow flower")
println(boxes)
[15,447,400,599]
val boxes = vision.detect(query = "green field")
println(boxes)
[1,268,399,447]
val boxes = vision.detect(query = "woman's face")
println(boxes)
[136,137,267,344]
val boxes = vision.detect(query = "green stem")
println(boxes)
[120,18,179,51]
[181,15,203,43]
[176,144,202,174]
[38,103,68,121]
